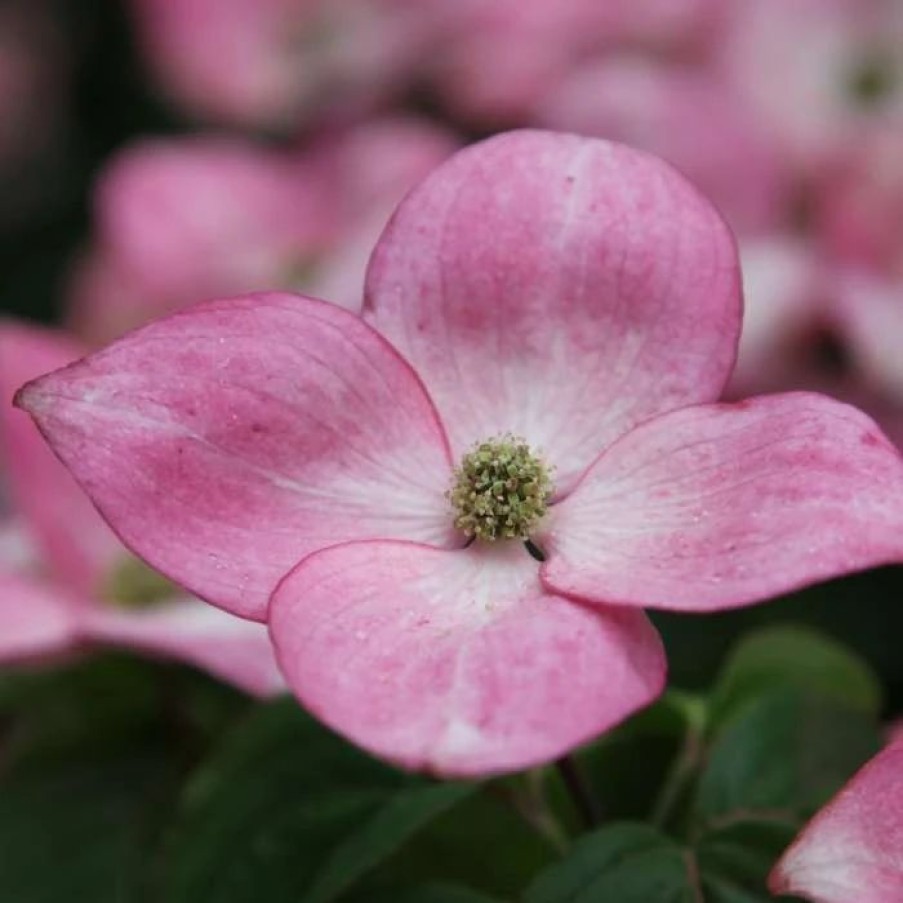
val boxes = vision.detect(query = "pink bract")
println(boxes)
[17,131,903,775]
[0,320,284,696]
[0,323,120,596]
[770,735,903,902]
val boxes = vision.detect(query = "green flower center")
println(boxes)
[281,255,321,293]
[102,556,177,609]
[448,435,553,542]
[849,56,895,105]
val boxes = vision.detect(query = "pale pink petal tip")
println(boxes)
[366,129,741,495]
[0,320,121,595]
[770,737,903,903]
[0,573,80,665]
[542,393,903,613]
[269,540,666,778]
[15,292,454,622]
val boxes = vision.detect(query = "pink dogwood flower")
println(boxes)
[0,320,284,694]
[770,734,903,902]
[16,131,903,776]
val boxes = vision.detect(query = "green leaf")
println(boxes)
[162,698,482,903]
[0,745,176,903]
[370,784,557,896]
[305,782,475,903]
[524,823,688,903]
[524,820,806,903]
[572,692,698,823]
[347,884,504,903]
[696,817,800,899]
[709,625,883,728]
[696,688,880,823]
[0,655,164,763]
[0,653,252,772]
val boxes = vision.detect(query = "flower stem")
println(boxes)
[491,772,569,852]
[651,694,707,833]
[555,754,601,829]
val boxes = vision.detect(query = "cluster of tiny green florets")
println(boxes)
[102,556,177,609]
[448,435,553,541]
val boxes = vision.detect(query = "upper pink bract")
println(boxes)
[770,735,903,903]
[17,131,903,776]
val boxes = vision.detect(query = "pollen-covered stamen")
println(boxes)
[448,435,553,541]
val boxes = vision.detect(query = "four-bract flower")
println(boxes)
[16,130,903,776]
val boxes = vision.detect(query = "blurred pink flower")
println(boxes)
[128,0,436,129]
[717,0,903,172]
[0,320,284,695]
[68,120,456,344]
[426,0,613,125]
[17,132,903,775]
[284,117,459,308]
[827,269,903,449]
[427,0,723,124]
[728,237,832,396]
[817,121,903,279]
[537,57,790,234]
[728,241,903,449]
[770,734,903,902]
